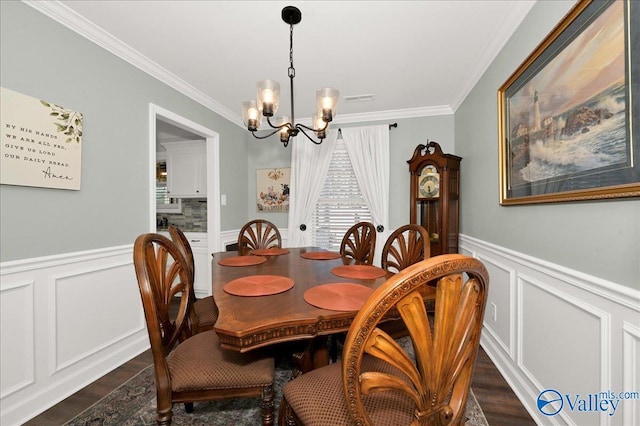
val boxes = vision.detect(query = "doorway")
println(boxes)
[148,103,221,260]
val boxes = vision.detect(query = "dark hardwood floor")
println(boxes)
[24,345,535,425]
[472,347,536,425]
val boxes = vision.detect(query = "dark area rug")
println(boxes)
[66,338,489,425]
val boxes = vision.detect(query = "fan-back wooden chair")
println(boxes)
[380,224,434,338]
[168,226,218,333]
[279,254,489,426]
[381,224,430,274]
[329,222,377,360]
[133,233,275,425]
[238,219,282,253]
[340,221,377,265]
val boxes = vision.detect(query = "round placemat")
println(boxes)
[331,264,387,279]
[218,255,267,267]
[250,248,290,256]
[300,251,342,260]
[304,283,374,311]
[223,275,294,297]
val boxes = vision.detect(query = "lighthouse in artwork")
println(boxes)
[533,90,541,131]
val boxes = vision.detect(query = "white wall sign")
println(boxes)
[1,87,83,190]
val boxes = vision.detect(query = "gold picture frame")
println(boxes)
[498,0,639,205]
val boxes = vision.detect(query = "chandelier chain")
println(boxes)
[288,23,295,78]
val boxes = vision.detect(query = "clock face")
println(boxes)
[419,165,440,198]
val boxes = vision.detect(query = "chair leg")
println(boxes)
[184,402,194,413]
[261,384,275,426]
[278,394,298,426]
[156,395,173,425]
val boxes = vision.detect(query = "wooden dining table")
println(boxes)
[211,246,393,372]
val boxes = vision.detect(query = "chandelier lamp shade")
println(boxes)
[241,6,339,147]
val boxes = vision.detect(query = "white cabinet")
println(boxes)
[157,232,210,297]
[187,234,210,297]
[161,141,207,198]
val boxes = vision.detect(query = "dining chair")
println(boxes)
[339,221,377,265]
[133,233,275,425]
[381,223,430,274]
[168,226,218,333]
[238,219,282,253]
[328,221,377,361]
[379,224,434,339]
[278,254,489,426]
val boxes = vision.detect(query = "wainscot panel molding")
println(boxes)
[460,234,640,426]
[622,322,640,426]
[0,245,149,426]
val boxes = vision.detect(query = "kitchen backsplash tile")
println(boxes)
[157,198,207,232]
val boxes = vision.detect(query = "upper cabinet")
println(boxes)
[161,141,207,198]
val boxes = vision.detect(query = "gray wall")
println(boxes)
[455,0,640,289]
[3,1,637,289]
[0,1,249,262]
[246,134,293,229]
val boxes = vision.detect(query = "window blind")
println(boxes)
[156,183,170,204]
[313,139,371,250]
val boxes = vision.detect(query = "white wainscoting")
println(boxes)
[460,234,640,426]
[7,230,634,425]
[0,245,149,426]
[0,228,290,425]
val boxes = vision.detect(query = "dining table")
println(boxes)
[211,246,393,372]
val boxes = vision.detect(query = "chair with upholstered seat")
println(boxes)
[379,223,433,338]
[238,219,282,253]
[339,221,376,265]
[381,224,430,274]
[168,226,218,333]
[133,233,275,425]
[278,254,489,426]
[329,222,377,361]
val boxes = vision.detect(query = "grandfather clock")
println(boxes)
[408,141,461,256]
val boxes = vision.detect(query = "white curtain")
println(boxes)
[287,130,338,247]
[341,125,390,265]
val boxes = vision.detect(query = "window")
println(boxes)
[156,157,182,213]
[313,139,371,250]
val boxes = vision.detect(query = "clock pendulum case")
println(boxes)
[408,141,461,256]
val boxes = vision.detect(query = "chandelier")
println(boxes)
[241,6,339,147]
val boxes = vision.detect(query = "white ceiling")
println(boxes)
[33,1,537,132]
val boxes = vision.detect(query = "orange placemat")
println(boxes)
[304,283,374,311]
[331,265,387,280]
[250,248,290,256]
[300,251,342,260]
[224,275,294,297]
[218,255,267,267]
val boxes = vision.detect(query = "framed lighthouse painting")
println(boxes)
[498,0,639,205]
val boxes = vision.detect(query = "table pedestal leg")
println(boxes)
[291,336,329,377]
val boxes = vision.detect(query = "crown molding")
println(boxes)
[450,1,536,111]
[24,0,498,128]
[334,106,454,124]
[23,0,243,128]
